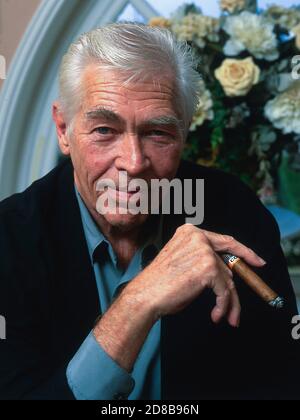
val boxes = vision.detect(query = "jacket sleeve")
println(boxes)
[0,292,76,400]
[0,210,75,400]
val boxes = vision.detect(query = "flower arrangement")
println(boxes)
[149,1,300,210]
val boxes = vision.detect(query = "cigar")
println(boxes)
[221,254,284,309]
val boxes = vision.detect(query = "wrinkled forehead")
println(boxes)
[80,64,178,105]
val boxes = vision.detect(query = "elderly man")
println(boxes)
[0,23,299,401]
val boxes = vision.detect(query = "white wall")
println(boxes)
[0,0,41,90]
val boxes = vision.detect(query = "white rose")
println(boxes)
[265,82,300,135]
[264,6,300,31]
[215,57,260,97]
[172,14,220,48]
[223,11,279,61]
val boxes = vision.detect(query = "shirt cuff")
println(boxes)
[67,332,135,400]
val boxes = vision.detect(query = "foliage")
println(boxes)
[150,1,300,208]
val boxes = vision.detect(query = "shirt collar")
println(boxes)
[75,186,106,262]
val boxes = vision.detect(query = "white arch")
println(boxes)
[0,55,6,80]
[0,0,158,200]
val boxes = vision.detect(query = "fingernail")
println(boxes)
[259,257,267,265]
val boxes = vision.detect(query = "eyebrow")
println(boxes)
[85,108,123,124]
[141,116,184,132]
[84,107,184,133]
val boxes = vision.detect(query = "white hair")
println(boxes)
[58,23,202,133]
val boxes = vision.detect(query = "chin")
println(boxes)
[103,213,149,232]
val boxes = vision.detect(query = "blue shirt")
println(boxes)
[67,188,162,400]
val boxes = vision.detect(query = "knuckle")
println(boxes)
[191,231,201,243]
[196,230,209,244]
[227,279,236,291]
[224,235,236,245]
[197,229,206,237]
[176,225,184,234]
[201,276,212,289]
[177,223,194,234]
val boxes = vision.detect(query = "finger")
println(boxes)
[214,254,241,328]
[199,230,266,267]
[210,278,231,324]
[227,287,241,328]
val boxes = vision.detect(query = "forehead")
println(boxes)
[80,65,178,113]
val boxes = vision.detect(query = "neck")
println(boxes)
[90,208,144,263]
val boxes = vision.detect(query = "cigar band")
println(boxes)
[222,254,240,269]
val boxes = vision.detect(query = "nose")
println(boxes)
[115,134,151,176]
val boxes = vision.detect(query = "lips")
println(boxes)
[107,188,140,202]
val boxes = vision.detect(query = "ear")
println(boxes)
[52,101,71,156]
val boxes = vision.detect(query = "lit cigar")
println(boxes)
[221,254,284,309]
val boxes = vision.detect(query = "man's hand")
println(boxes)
[125,223,266,327]
[94,224,266,372]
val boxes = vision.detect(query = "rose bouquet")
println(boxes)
[150,1,300,211]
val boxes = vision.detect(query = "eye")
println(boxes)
[93,127,115,135]
[147,130,167,137]
[144,129,176,143]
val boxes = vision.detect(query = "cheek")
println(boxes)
[71,139,115,186]
[88,145,118,179]
[148,144,183,178]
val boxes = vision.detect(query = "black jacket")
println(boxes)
[0,158,299,400]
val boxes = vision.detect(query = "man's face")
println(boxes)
[56,65,184,231]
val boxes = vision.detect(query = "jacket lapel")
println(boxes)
[50,160,101,357]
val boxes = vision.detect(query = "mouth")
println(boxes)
[107,187,141,202]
